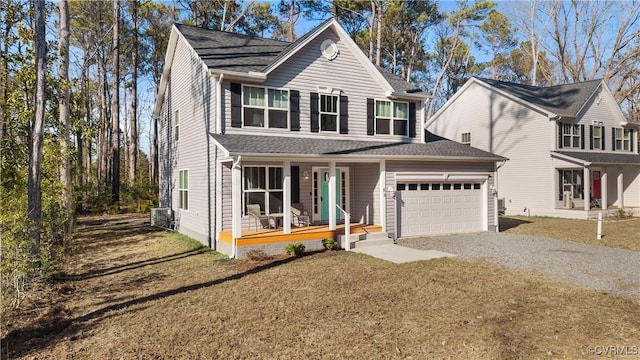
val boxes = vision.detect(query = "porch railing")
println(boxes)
[336,205,350,251]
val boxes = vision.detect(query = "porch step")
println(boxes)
[337,231,393,249]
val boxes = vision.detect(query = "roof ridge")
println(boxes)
[174,22,291,44]
[476,76,603,90]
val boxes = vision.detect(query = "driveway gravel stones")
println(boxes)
[398,232,640,297]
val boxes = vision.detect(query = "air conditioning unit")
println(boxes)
[151,208,172,229]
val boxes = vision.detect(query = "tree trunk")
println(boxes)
[368,0,375,61]
[129,0,138,186]
[58,0,73,236]
[376,1,382,66]
[28,0,47,257]
[111,0,120,205]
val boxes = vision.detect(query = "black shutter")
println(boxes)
[557,122,563,149]
[310,92,319,132]
[409,102,417,138]
[612,127,616,151]
[339,95,348,134]
[290,90,300,131]
[231,83,242,128]
[601,127,605,150]
[291,166,300,203]
[366,98,375,135]
[580,124,585,149]
[589,125,594,149]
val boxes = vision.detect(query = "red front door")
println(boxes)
[592,171,601,198]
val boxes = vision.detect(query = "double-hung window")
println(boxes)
[375,100,408,136]
[562,123,581,148]
[243,166,283,214]
[614,128,631,151]
[461,132,471,145]
[243,86,289,128]
[319,94,338,132]
[592,126,603,150]
[178,169,188,210]
[558,169,583,201]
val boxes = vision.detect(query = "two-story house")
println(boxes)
[427,77,640,219]
[153,19,505,258]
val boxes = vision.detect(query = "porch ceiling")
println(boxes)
[210,133,506,161]
[553,151,640,166]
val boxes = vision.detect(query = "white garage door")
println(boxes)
[397,182,483,237]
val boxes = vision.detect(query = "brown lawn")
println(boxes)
[501,216,640,251]
[2,214,639,359]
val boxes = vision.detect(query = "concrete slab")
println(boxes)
[351,244,455,264]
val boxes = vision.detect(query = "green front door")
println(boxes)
[320,168,341,221]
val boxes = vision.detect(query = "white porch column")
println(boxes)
[601,168,608,209]
[583,167,591,211]
[329,161,337,230]
[379,160,386,232]
[231,158,242,257]
[283,161,291,234]
[617,167,624,208]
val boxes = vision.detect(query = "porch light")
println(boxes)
[384,186,396,199]
[303,171,310,180]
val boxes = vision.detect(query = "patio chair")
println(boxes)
[291,203,311,227]
[247,204,273,230]
[590,197,602,209]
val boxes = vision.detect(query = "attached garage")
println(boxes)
[396,181,485,237]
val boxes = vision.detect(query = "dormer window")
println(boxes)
[562,123,581,148]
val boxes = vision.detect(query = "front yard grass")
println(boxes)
[501,216,640,251]
[2,214,639,359]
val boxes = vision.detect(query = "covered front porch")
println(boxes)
[552,151,640,217]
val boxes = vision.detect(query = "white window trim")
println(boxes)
[374,99,409,136]
[319,93,340,133]
[178,168,189,211]
[461,132,471,145]
[562,123,581,148]
[241,85,290,129]
[242,165,284,215]
[592,125,603,150]
[558,169,583,201]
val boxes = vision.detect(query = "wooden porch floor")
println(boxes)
[219,223,383,246]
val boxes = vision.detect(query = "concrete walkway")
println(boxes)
[351,244,455,264]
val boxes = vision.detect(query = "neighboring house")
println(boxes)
[427,77,640,219]
[153,19,505,258]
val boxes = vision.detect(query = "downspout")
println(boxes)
[231,155,242,258]
[211,73,224,250]
[494,160,506,231]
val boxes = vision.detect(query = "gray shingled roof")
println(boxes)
[175,21,424,93]
[477,78,602,118]
[210,133,505,160]
[554,151,640,165]
[175,23,289,73]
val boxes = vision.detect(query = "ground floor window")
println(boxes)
[558,169,583,201]
[179,169,188,210]
[243,166,283,214]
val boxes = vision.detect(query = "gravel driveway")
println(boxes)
[398,232,640,297]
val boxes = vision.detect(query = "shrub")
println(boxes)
[246,249,271,261]
[322,237,338,250]
[285,242,305,256]
[609,209,634,220]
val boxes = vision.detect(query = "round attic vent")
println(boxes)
[320,39,339,60]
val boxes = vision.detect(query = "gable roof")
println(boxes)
[175,23,289,73]
[475,78,603,118]
[210,133,506,161]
